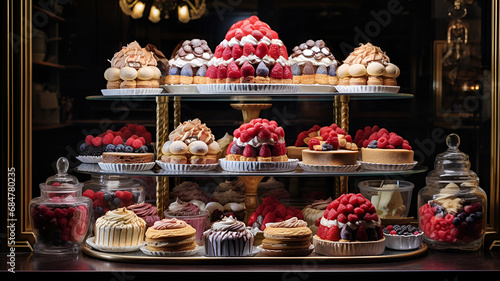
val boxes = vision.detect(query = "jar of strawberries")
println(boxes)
[29,157,93,254]
[418,134,486,251]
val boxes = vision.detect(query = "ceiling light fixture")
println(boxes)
[119,0,206,23]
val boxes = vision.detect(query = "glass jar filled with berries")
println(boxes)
[418,134,486,251]
[82,174,145,220]
[29,157,93,254]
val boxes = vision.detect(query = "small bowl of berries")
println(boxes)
[383,224,423,250]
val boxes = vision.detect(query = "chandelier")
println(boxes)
[119,0,206,23]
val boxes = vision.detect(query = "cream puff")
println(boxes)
[120,79,137,89]
[104,67,121,81]
[137,67,155,81]
[119,67,138,81]
[188,141,209,156]
[169,141,188,155]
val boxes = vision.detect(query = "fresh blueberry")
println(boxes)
[322,142,334,151]
[124,145,134,152]
[368,140,378,148]
[169,66,180,75]
[105,144,115,152]
[112,197,121,208]
[103,193,113,202]
[140,145,149,152]
[465,216,475,224]
[115,144,125,152]
[79,143,88,153]
[196,65,207,77]
[95,206,104,215]
[452,217,461,225]
[474,211,483,220]
[180,64,193,76]
[328,64,337,76]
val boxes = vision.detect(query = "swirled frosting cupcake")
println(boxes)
[145,218,197,252]
[126,202,160,227]
[203,216,254,256]
[261,217,313,256]
[302,197,332,235]
[94,207,146,247]
[164,198,209,243]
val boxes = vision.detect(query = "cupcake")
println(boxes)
[94,207,146,247]
[212,178,246,205]
[164,198,209,243]
[302,197,332,235]
[261,217,313,256]
[145,218,197,252]
[202,216,254,256]
[126,202,160,227]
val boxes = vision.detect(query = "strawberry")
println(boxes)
[231,44,243,59]
[261,212,276,230]
[265,30,274,40]
[255,42,268,58]
[251,30,263,41]
[222,45,232,60]
[233,128,242,139]
[92,137,102,147]
[242,43,255,57]
[327,199,339,211]
[270,133,279,142]
[240,61,255,77]
[227,61,241,78]
[326,208,338,220]
[317,225,328,239]
[207,65,217,79]
[247,127,257,138]
[217,65,227,79]
[283,65,293,80]
[272,142,287,156]
[249,15,259,23]
[270,30,279,40]
[274,127,285,138]
[308,138,320,150]
[225,29,236,41]
[258,127,272,139]
[280,45,288,58]
[270,63,283,79]
[354,225,368,241]
[274,204,287,218]
[259,144,272,157]
[247,212,259,226]
[239,131,252,143]
[326,225,340,241]
[112,136,123,146]
[242,24,254,36]
[214,45,223,58]
[85,135,94,146]
[234,28,244,40]
[268,44,280,59]
[262,204,275,216]
[243,144,256,157]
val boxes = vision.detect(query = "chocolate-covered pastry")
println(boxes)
[289,39,339,85]
[166,39,213,85]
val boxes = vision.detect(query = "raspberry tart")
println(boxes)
[313,193,386,256]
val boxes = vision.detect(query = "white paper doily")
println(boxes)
[335,85,400,94]
[98,162,156,172]
[86,237,144,253]
[298,162,361,172]
[162,84,199,94]
[101,88,164,96]
[298,84,336,93]
[219,158,298,172]
[197,83,299,94]
[156,160,218,171]
[76,155,102,164]
[359,161,418,171]
[140,245,202,256]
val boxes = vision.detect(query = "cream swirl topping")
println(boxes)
[97,207,144,226]
[310,197,333,210]
[127,202,157,217]
[266,217,307,228]
[151,218,188,230]
[234,135,280,148]
[343,43,391,66]
[167,197,200,215]
[211,216,246,232]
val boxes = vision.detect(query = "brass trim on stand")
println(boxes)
[156,96,169,217]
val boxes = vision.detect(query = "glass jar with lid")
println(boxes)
[418,133,486,251]
[29,157,93,254]
[82,174,145,220]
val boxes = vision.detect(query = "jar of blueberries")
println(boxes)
[82,174,145,220]
[29,157,93,254]
[418,133,487,251]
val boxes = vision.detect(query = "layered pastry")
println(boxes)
[295,123,358,166]
[261,217,313,256]
[144,218,197,252]
[104,41,167,89]
[247,195,305,231]
[164,198,209,242]
[337,43,400,86]
[289,39,339,85]
[126,202,160,227]
[159,119,220,164]
[94,207,147,247]
[314,193,385,256]
[169,181,209,203]
[165,39,213,85]
[212,178,246,205]
[102,152,154,164]
[202,216,254,256]
[302,197,332,235]
[206,15,292,84]
[225,118,288,162]
[352,126,414,164]
[78,123,154,158]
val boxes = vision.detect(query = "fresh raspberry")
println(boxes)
[270,63,283,79]
[348,214,359,223]
[217,65,227,79]
[85,135,94,146]
[247,127,257,138]
[294,209,304,220]
[227,61,241,78]
[125,137,135,146]
[255,42,268,58]
[255,204,265,215]
[242,43,255,57]
[257,128,272,140]
[402,143,412,150]
[115,190,125,200]
[335,127,346,135]
[386,145,395,149]
[371,125,380,134]
[233,128,241,139]
[111,136,122,146]
[326,225,340,241]
[224,29,236,41]
[130,134,139,139]
[274,127,285,138]
[240,61,255,77]
[295,131,308,146]
[259,144,271,157]
[92,137,103,147]
[308,138,320,150]
[386,225,394,231]
[326,136,339,149]
[251,29,264,41]
[377,128,389,138]
[274,204,287,218]
[344,135,352,143]
[231,45,243,60]
[337,213,348,224]
[377,137,388,148]
[388,135,403,147]
[122,129,132,139]
[262,195,279,205]
[132,139,143,149]
[390,230,397,235]
[82,189,95,201]
[268,44,280,59]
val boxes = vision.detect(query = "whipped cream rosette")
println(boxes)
[289,39,339,85]
[126,202,160,227]
[104,41,166,89]
[166,39,213,85]
[94,207,147,247]
[337,42,400,87]
[206,15,293,84]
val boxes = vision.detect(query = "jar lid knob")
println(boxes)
[446,133,460,150]
[56,157,69,175]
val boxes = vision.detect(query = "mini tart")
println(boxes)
[313,235,385,256]
[361,148,414,164]
[302,149,358,166]
[102,152,154,164]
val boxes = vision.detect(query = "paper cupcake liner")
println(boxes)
[98,162,156,172]
[197,83,299,94]
[86,237,143,253]
[101,88,164,96]
[298,84,337,93]
[162,84,199,94]
[156,160,218,171]
[384,232,423,250]
[199,246,260,257]
[76,155,103,164]
[335,85,400,94]
[298,161,361,172]
[359,161,417,171]
[312,235,386,256]
[219,158,298,172]
[140,245,202,257]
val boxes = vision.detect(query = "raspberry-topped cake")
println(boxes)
[165,39,213,85]
[289,39,339,85]
[352,125,414,165]
[225,118,288,162]
[206,15,292,84]
[337,43,400,86]
[313,193,386,256]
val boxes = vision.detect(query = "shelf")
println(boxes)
[33,5,65,21]
[74,163,428,177]
[86,92,414,102]
[33,60,66,69]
